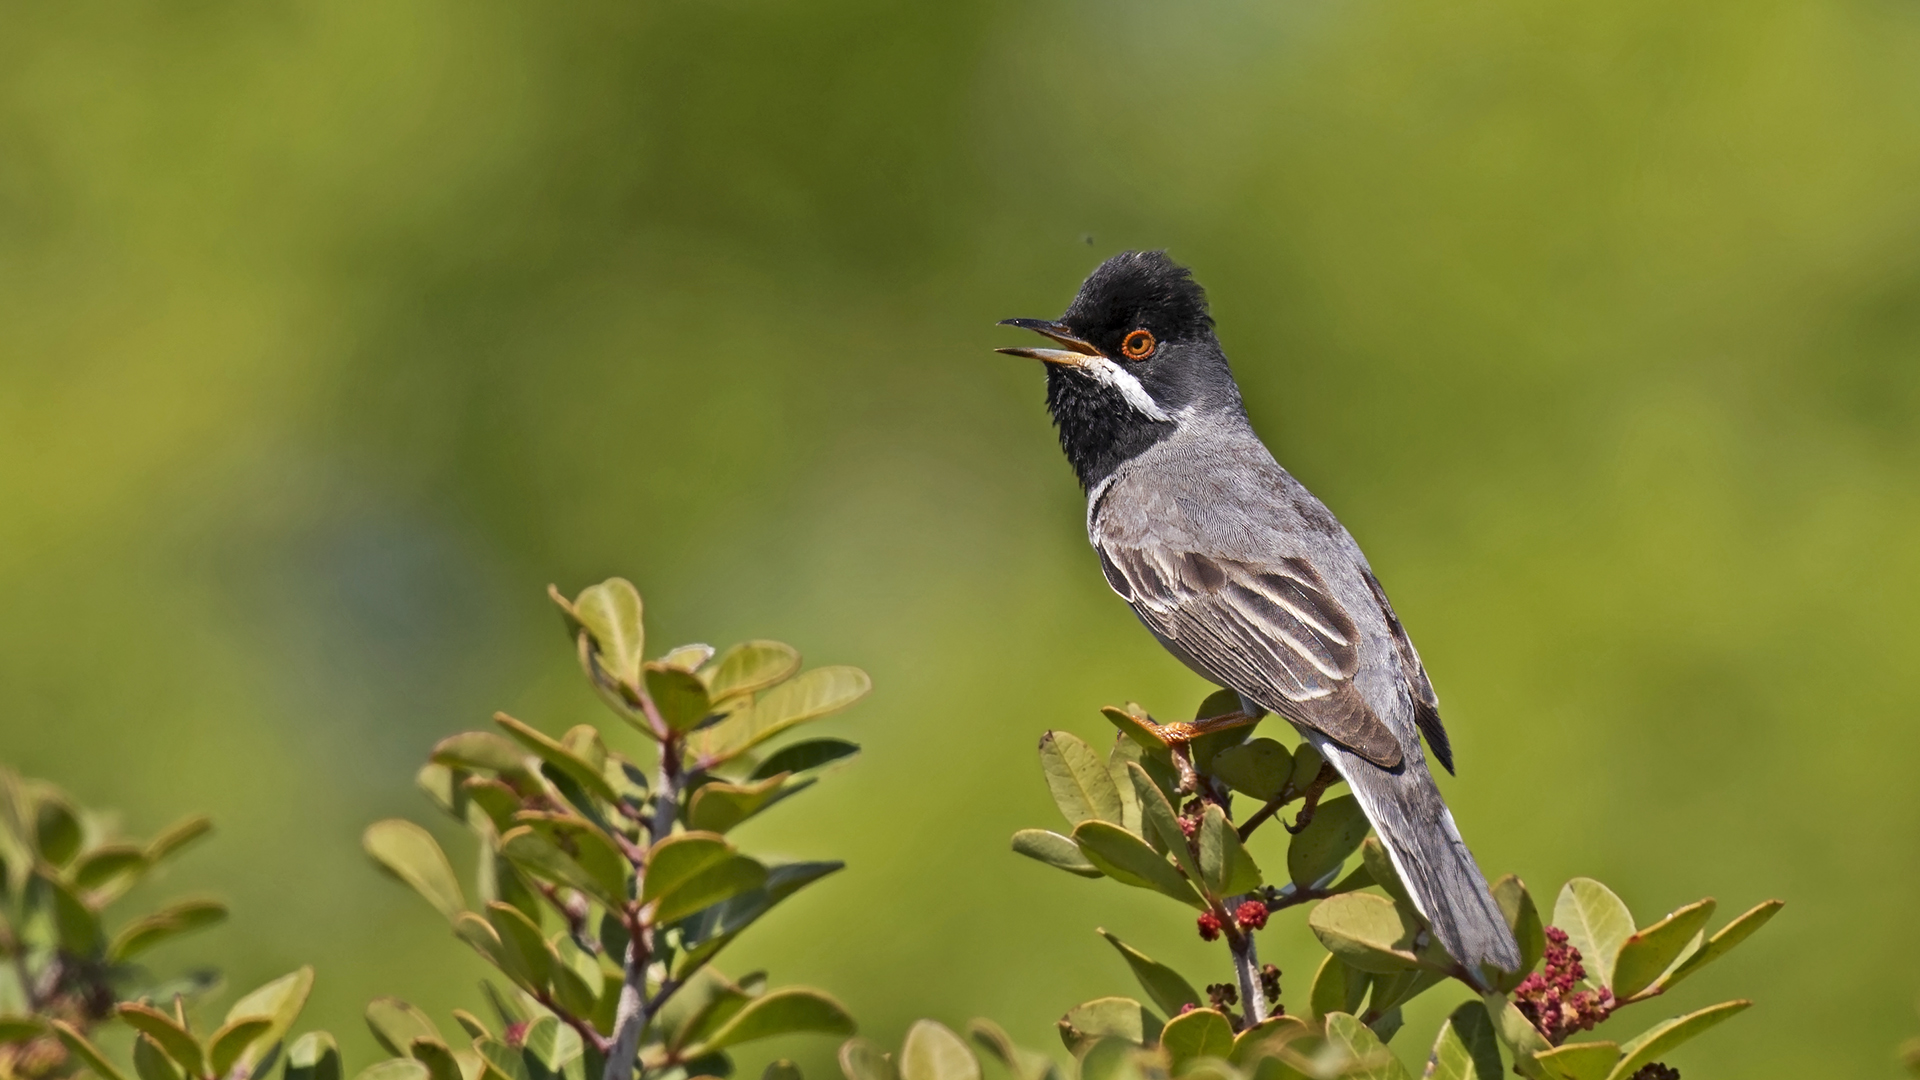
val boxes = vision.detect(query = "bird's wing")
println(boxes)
[1095,538,1405,768]
[1361,568,1452,774]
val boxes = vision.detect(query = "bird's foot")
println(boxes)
[1283,762,1339,834]
[1155,710,1261,746]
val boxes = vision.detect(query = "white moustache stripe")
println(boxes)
[1082,356,1171,422]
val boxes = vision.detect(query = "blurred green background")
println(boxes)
[4,0,1919,1075]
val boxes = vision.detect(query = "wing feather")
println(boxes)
[1098,540,1404,767]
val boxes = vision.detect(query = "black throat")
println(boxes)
[1045,365,1175,492]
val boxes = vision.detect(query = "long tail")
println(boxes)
[1305,733,1521,984]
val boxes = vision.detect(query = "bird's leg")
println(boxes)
[1156,710,1261,745]
[1283,762,1340,834]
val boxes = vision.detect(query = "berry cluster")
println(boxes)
[1258,963,1282,1011]
[1235,899,1269,931]
[1628,1065,1679,1080]
[1513,926,1616,1044]
[1206,982,1239,1012]
[1196,911,1224,941]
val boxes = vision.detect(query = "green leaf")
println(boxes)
[1228,1015,1311,1067]
[37,872,102,955]
[133,1034,184,1080]
[408,1038,463,1080]
[147,816,214,865]
[1101,706,1171,753]
[1207,740,1291,802]
[354,1061,430,1080]
[1423,1003,1502,1080]
[34,797,82,867]
[1490,876,1545,993]
[1307,894,1420,974]
[497,827,618,908]
[464,779,523,835]
[1358,839,1416,920]
[1308,955,1369,1021]
[1611,899,1716,1000]
[1603,1001,1749,1080]
[1071,821,1202,908]
[706,642,802,702]
[838,1039,899,1080]
[1012,830,1103,878]
[432,733,537,778]
[476,1037,530,1080]
[286,1032,344,1080]
[1286,796,1368,889]
[225,966,316,1074]
[117,1004,205,1076]
[750,739,861,781]
[1076,1038,1147,1080]
[1288,744,1327,794]
[1159,1009,1234,1073]
[690,667,872,764]
[660,643,716,672]
[1057,998,1162,1055]
[1656,900,1783,993]
[654,854,767,924]
[646,665,714,733]
[50,1020,130,1080]
[513,814,630,904]
[1552,879,1635,990]
[688,776,791,834]
[1038,732,1125,826]
[494,715,619,806]
[485,903,555,991]
[1097,929,1200,1016]
[366,998,444,1057]
[967,1019,1059,1080]
[207,1017,273,1079]
[899,1020,979,1080]
[1124,764,1203,888]
[572,578,646,688]
[1528,1042,1618,1080]
[692,987,855,1052]
[1198,804,1261,897]
[109,898,228,961]
[1480,994,1552,1059]
[672,861,843,969]
[642,833,732,902]
[1320,1014,1409,1080]
[73,844,148,894]
[0,1018,42,1045]
[364,820,466,920]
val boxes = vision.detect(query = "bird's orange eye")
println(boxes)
[1121,329,1156,360]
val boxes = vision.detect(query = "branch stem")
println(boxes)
[1228,921,1268,1025]
[603,732,684,1080]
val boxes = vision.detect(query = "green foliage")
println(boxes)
[989,693,1783,1079]
[351,578,866,1080]
[0,769,241,1080]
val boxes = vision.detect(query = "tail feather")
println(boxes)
[1307,734,1521,983]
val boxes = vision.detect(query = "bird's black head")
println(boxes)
[997,251,1244,492]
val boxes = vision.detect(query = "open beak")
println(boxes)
[995,318,1103,366]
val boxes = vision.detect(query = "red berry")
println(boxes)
[1235,900,1269,931]
[1196,911,1223,941]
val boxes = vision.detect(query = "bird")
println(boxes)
[995,250,1521,981]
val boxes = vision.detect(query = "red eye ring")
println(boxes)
[1121,329,1156,360]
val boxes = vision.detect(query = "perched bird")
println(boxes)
[996,250,1521,980]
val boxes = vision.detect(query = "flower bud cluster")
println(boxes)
[1513,926,1615,1044]
[1196,911,1223,941]
[1234,900,1269,931]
